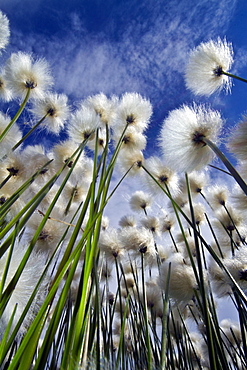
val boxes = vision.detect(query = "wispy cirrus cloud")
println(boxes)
[2,0,238,106]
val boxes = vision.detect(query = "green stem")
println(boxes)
[0,88,31,147]
[203,137,247,195]
[222,70,247,84]
[12,113,49,152]
[160,263,171,370]
[186,173,218,369]
[141,254,152,370]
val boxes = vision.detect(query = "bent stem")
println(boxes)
[202,137,247,195]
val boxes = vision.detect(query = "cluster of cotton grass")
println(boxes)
[0,10,247,370]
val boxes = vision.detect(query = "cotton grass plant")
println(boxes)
[0,10,247,370]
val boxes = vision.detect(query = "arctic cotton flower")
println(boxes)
[179,171,208,197]
[159,104,223,172]
[0,10,10,51]
[68,104,100,144]
[4,52,53,99]
[140,216,160,235]
[119,226,156,257]
[225,247,247,292]
[0,71,13,101]
[30,93,70,134]
[158,253,197,304]
[24,210,68,254]
[52,139,86,173]
[113,125,147,153]
[85,93,118,126]
[0,111,22,153]
[117,149,144,176]
[129,190,152,214]
[0,151,29,193]
[114,92,152,132]
[206,184,229,209]
[98,228,125,262]
[86,127,107,153]
[227,116,247,161]
[185,38,233,96]
[0,243,48,339]
[118,214,137,228]
[144,156,180,196]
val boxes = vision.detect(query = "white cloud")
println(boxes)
[3,0,238,104]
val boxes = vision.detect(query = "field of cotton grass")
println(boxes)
[0,10,247,370]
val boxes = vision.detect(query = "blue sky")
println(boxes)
[0,0,245,322]
[1,0,247,154]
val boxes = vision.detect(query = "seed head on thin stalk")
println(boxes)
[129,190,152,215]
[4,51,53,99]
[119,226,156,258]
[116,149,145,176]
[0,242,48,339]
[179,171,208,199]
[175,236,197,261]
[1,146,54,190]
[52,139,86,174]
[141,280,163,318]
[119,214,137,228]
[86,126,107,154]
[231,186,247,216]
[0,71,13,101]
[85,93,118,127]
[224,247,247,293]
[227,116,247,161]
[0,189,25,222]
[98,228,125,263]
[24,210,68,255]
[113,125,147,153]
[208,257,236,298]
[114,92,152,132]
[21,145,55,183]
[68,103,100,144]
[0,151,29,193]
[0,111,22,155]
[101,216,109,231]
[213,223,247,258]
[98,259,113,283]
[121,273,136,291]
[155,243,173,263]
[159,104,223,173]
[183,202,206,227]
[206,184,229,210]
[158,252,197,305]
[0,10,10,51]
[62,177,89,216]
[167,192,188,210]
[30,93,70,134]
[213,204,244,237]
[185,38,233,96]
[159,212,176,234]
[140,215,160,236]
[176,229,191,244]
[144,156,180,196]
